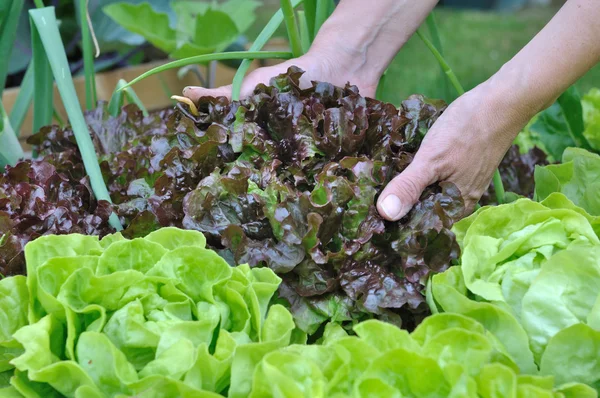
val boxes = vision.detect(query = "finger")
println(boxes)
[376,158,437,221]
[183,84,233,102]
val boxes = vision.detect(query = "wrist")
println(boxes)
[307,26,381,89]
[473,67,543,143]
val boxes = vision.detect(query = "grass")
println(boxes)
[250,5,600,105]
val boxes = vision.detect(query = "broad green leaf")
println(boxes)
[147,247,232,303]
[24,234,102,322]
[540,323,600,388]
[353,319,419,354]
[556,86,591,150]
[96,238,167,275]
[529,103,576,161]
[229,305,295,398]
[193,10,238,51]
[220,0,259,33]
[360,348,451,397]
[144,227,206,250]
[476,363,517,398]
[76,332,138,396]
[103,2,177,53]
[0,276,28,372]
[535,147,600,216]
[249,350,326,397]
[582,88,600,150]
[431,267,536,374]
[521,245,600,362]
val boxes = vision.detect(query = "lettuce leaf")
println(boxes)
[244,314,594,397]
[2,228,301,396]
[431,193,600,391]
[535,147,600,216]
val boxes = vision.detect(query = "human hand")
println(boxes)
[376,83,533,220]
[183,49,379,102]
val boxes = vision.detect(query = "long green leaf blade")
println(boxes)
[0,101,25,168]
[0,0,25,96]
[79,0,97,109]
[30,7,122,231]
[9,62,34,135]
[314,0,329,37]
[280,0,303,58]
[124,86,148,117]
[426,12,451,101]
[123,51,293,89]
[302,0,316,43]
[108,79,126,117]
[30,12,54,136]
[297,10,311,54]
[231,0,302,100]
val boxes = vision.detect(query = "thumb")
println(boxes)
[183,84,233,102]
[376,158,437,221]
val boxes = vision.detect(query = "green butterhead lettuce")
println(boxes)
[431,193,600,391]
[245,314,594,397]
[1,228,302,397]
[534,147,600,215]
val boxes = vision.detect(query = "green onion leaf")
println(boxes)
[108,79,126,117]
[0,0,25,96]
[79,0,98,109]
[280,0,303,58]
[123,51,293,90]
[0,101,25,169]
[29,7,122,230]
[9,62,34,136]
[30,10,54,137]
[297,10,311,54]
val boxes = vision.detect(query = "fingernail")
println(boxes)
[380,195,403,220]
[182,86,199,95]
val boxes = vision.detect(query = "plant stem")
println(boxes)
[417,26,506,205]
[33,0,44,7]
[125,51,293,90]
[9,62,34,135]
[30,7,122,230]
[416,29,464,96]
[0,0,25,96]
[124,86,148,117]
[0,101,25,169]
[281,0,303,58]
[279,0,302,58]
[231,0,302,100]
[53,107,65,127]
[425,12,451,101]
[492,170,505,205]
[314,0,329,37]
[30,11,54,137]
[297,10,311,54]
[303,0,317,43]
[108,80,126,117]
[79,0,97,109]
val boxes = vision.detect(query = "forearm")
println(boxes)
[310,0,439,83]
[484,0,600,127]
